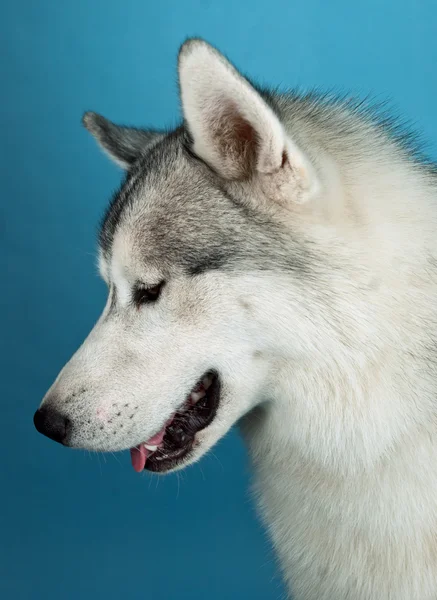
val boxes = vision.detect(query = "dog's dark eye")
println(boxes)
[133,282,165,307]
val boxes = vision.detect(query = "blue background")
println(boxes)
[1,1,436,599]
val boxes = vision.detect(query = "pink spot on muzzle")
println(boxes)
[96,406,109,423]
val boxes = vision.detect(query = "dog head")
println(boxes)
[34,39,321,472]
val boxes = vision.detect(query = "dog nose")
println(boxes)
[33,407,71,444]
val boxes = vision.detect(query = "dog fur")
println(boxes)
[37,39,437,599]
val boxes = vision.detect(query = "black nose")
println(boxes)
[33,407,70,445]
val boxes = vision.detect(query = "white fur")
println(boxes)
[40,39,437,599]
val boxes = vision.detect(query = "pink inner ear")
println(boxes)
[235,117,256,144]
[212,103,259,180]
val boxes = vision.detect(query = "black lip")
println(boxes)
[145,371,221,473]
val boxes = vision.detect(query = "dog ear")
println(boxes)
[82,112,163,169]
[178,39,318,202]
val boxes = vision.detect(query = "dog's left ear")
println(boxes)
[178,39,319,203]
[82,112,163,169]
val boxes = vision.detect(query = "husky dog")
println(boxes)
[34,39,437,599]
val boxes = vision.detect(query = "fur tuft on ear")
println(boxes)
[178,39,319,202]
[82,112,163,169]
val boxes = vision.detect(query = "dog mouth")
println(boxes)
[130,371,221,473]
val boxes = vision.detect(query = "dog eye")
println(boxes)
[133,282,165,307]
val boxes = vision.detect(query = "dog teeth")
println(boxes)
[191,389,206,403]
[144,444,158,452]
[202,374,214,390]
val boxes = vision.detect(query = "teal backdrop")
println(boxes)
[1,1,436,599]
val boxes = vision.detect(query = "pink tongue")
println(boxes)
[130,445,149,473]
[130,415,175,473]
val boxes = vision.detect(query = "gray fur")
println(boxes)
[98,129,317,278]
[82,111,164,168]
